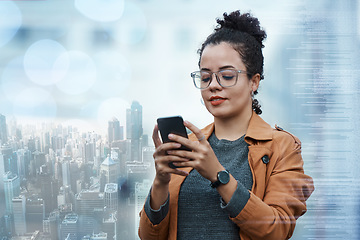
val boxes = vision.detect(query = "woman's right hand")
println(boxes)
[152,124,190,185]
[150,124,190,210]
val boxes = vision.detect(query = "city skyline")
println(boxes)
[0,100,147,144]
[0,100,155,239]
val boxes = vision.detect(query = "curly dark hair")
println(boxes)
[198,10,267,115]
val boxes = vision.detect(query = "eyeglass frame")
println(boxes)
[190,69,249,89]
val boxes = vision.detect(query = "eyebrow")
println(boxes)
[200,65,236,71]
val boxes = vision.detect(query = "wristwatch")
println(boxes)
[210,170,230,188]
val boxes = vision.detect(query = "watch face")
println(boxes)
[218,171,230,184]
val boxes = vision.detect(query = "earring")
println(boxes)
[200,98,205,105]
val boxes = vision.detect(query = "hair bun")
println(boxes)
[216,11,266,47]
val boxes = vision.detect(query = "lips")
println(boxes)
[209,96,226,106]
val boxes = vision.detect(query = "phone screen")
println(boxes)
[157,116,191,151]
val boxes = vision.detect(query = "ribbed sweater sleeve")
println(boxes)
[143,189,170,225]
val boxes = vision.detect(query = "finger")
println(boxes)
[156,155,190,172]
[171,161,194,169]
[184,120,206,142]
[167,149,193,160]
[152,124,162,148]
[168,162,190,169]
[171,168,190,176]
[154,142,182,157]
[168,133,195,151]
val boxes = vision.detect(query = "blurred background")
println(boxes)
[0,0,359,239]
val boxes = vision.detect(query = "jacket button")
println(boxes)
[262,155,269,164]
[275,125,283,131]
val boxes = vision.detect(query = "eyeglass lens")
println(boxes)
[195,70,238,89]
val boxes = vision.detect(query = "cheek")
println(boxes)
[200,90,207,99]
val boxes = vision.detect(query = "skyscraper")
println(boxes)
[62,159,71,187]
[100,155,118,185]
[39,169,58,215]
[3,172,20,214]
[0,114,8,145]
[12,195,26,235]
[1,145,18,176]
[102,213,117,240]
[16,148,31,179]
[26,196,45,232]
[75,190,104,237]
[60,213,78,240]
[126,101,143,162]
[44,210,60,240]
[84,141,95,163]
[104,183,118,212]
[108,117,123,145]
[135,179,151,239]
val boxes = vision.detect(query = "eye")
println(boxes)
[200,72,211,82]
[220,70,236,81]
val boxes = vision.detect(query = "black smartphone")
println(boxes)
[157,116,191,151]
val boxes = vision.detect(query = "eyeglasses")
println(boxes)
[190,69,247,89]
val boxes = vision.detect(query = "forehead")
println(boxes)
[200,42,245,70]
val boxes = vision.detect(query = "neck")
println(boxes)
[213,109,253,141]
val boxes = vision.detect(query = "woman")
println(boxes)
[139,10,314,240]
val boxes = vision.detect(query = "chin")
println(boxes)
[208,109,232,119]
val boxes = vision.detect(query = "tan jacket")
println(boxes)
[139,113,314,240]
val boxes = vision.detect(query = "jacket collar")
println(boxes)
[245,111,272,141]
[197,111,273,144]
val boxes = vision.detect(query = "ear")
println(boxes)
[250,73,260,92]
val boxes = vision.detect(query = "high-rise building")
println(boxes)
[126,101,143,162]
[108,118,123,145]
[142,146,155,165]
[1,145,18,176]
[142,147,155,180]
[32,151,46,175]
[126,162,151,206]
[43,210,60,240]
[12,195,26,235]
[134,179,151,239]
[0,114,8,145]
[61,159,72,188]
[2,214,12,238]
[100,155,118,185]
[104,183,118,212]
[42,132,51,154]
[39,170,58,215]
[75,190,104,237]
[16,148,31,179]
[69,160,80,194]
[3,171,20,214]
[60,213,78,240]
[85,141,95,163]
[102,213,117,240]
[26,196,45,233]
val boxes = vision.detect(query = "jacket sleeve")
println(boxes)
[138,196,170,240]
[231,134,314,240]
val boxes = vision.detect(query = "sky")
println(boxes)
[0,0,311,136]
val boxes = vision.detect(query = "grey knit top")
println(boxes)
[144,132,253,239]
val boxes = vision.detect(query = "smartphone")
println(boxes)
[157,116,191,151]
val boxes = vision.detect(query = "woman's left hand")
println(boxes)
[166,120,225,182]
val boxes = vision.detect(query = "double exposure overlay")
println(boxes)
[0,0,359,239]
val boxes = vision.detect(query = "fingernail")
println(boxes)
[168,134,174,139]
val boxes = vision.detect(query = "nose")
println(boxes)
[208,73,222,90]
